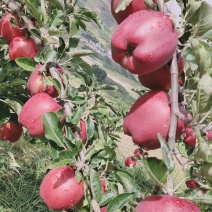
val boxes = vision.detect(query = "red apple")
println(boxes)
[123,90,186,150]
[184,127,196,147]
[111,10,178,75]
[80,120,87,143]
[138,57,185,92]
[185,180,199,189]
[9,36,39,60]
[0,121,23,143]
[206,130,212,141]
[0,13,26,43]
[27,65,63,97]
[101,177,107,194]
[18,93,62,138]
[134,148,143,158]
[40,166,84,210]
[135,195,201,212]
[100,206,107,212]
[111,0,155,24]
[125,156,137,167]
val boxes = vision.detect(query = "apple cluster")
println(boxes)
[111,0,201,211]
[0,11,89,210]
[110,1,188,151]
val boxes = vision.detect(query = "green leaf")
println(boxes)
[69,16,78,38]
[115,0,133,13]
[197,74,212,113]
[70,107,83,125]
[190,2,212,38]
[42,112,64,148]
[44,49,57,63]
[90,169,102,203]
[69,49,94,58]
[87,116,95,140]
[49,9,64,34]
[45,0,63,10]
[144,0,157,10]
[194,141,212,163]
[99,192,117,206]
[116,172,141,199]
[0,102,10,125]
[15,57,36,71]
[190,38,212,76]
[158,134,175,174]
[48,150,75,169]
[1,98,23,115]
[107,193,133,212]
[143,157,168,187]
[25,0,43,26]
[185,1,201,24]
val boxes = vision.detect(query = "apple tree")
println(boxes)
[0,0,212,211]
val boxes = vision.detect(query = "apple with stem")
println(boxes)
[111,10,178,75]
[0,121,23,143]
[0,13,26,43]
[27,65,64,97]
[18,93,62,138]
[40,166,84,210]
[123,90,186,150]
[9,36,39,60]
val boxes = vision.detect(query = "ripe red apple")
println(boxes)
[206,130,212,141]
[125,156,137,167]
[0,13,26,43]
[185,180,199,189]
[134,148,143,158]
[111,10,178,75]
[0,121,23,143]
[111,0,155,24]
[80,120,87,143]
[9,36,39,60]
[27,65,63,97]
[135,195,201,212]
[40,166,84,210]
[123,90,186,150]
[184,127,196,147]
[138,56,185,92]
[100,206,107,212]
[18,93,62,138]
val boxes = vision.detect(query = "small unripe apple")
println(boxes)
[135,195,201,212]
[0,121,23,143]
[111,0,155,24]
[9,36,39,60]
[18,93,62,138]
[201,163,212,183]
[27,65,63,97]
[0,13,26,43]
[185,179,199,189]
[125,156,137,167]
[134,148,143,158]
[184,127,196,147]
[40,166,84,210]
[100,206,107,212]
[206,130,212,141]
[80,120,87,143]
[111,10,178,75]
[123,90,186,150]
[138,57,185,92]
